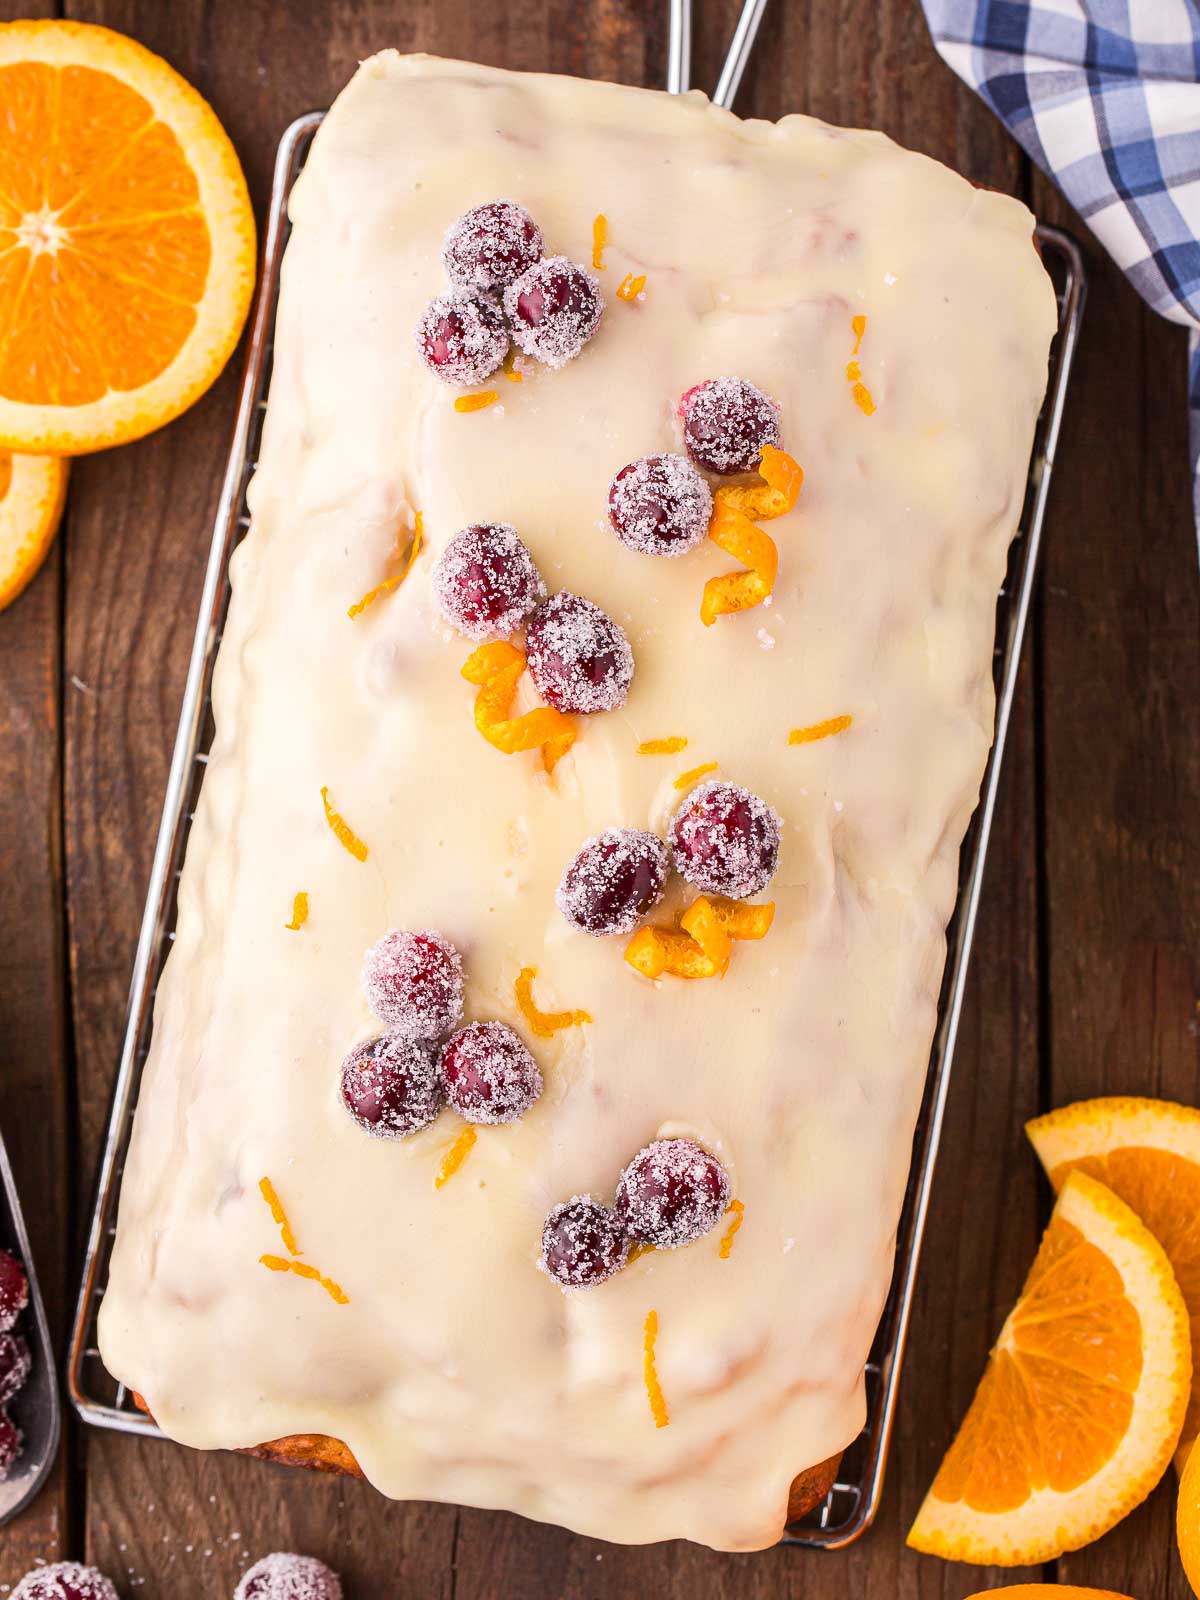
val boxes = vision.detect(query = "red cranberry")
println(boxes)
[525,591,633,714]
[0,1249,28,1332]
[0,1407,22,1480]
[557,828,669,937]
[541,1196,629,1289]
[668,779,781,899]
[235,1553,343,1600]
[415,290,508,387]
[439,1022,542,1125]
[442,199,543,292]
[432,523,545,641]
[503,256,603,369]
[615,1138,731,1249]
[12,1565,119,1600]
[607,453,713,558]
[0,1331,31,1405]
[339,1035,441,1139]
[679,376,781,474]
[361,929,464,1041]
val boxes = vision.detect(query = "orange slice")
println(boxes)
[1178,1427,1200,1594]
[964,1589,1136,1599]
[0,447,67,608]
[908,1170,1190,1566]
[0,20,255,453]
[1028,1096,1200,1472]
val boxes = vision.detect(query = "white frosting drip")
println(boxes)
[99,53,1057,1550]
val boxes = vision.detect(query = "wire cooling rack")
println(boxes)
[68,109,1087,1551]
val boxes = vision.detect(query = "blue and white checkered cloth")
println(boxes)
[923,0,1200,540]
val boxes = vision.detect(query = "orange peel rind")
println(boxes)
[673,760,718,791]
[348,513,423,620]
[260,1253,348,1305]
[626,897,775,981]
[625,925,720,981]
[258,1176,301,1257]
[320,786,368,862]
[515,966,591,1038]
[643,1309,669,1428]
[700,446,802,627]
[454,391,498,413]
[461,642,576,768]
[617,272,647,301]
[719,1198,746,1260]
[592,214,607,270]
[284,892,309,932]
[435,1125,477,1189]
[638,736,688,755]
[789,713,853,745]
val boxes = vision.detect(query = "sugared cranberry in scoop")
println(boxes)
[0,1249,28,1332]
[525,591,634,714]
[615,1138,731,1249]
[607,453,713,558]
[503,256,603,369]
[234,1552,343,1600]
[339,1035,441,1139]
[0,1408,22,1480]
[668,779,781,900]
[439,1022,543,1125]
[361,929,464,1041]
[415,289,509,387]
[541,1196,630,1289]
[679,376,781,474]
[0,1331,31,1405]
[12,1563,119,1600]
[557,828,669,937]
[432,523,545,641]
[442,199,543,293]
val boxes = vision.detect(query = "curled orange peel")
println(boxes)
[625,897,776,981]
[515,966,591,1038]
[435,1125,477,1189]
[455,390,498,413]
[638,736,688,755]
[643,1309,669,1428]
[625,925,719,981]
[700,446,802,626]
[461,642,576,770]
[348,513,424,620]
[718,1198,745,1260]
[789,713,852,745]
[259,1176,301,1257]
[617,272,647,301]
[592,214,607,270]
[320,786,368,862]
[260,1253,349,1305]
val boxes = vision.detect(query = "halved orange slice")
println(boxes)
[0,448,68,609]
[908,1170,1190,1566]
[1178,1427,1200,1594]
[1028,1096,1200,1471]
[965,1588,1136,1599]
[0,20,255,453]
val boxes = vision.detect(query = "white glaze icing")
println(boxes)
[99,53,1057,1550]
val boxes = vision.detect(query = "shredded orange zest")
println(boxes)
[435,1126,477,1189]
[592,214,608,270]
[617,272,647,301]
[789,713,853,745]
[851,313,867,356]
[719,1199,746,1260]
[846,320,876,414]
[461,642,577,768]
[454,391,498,413]
[637,737,688,755]
[627,897,775,981]
[258,1176,301,1257]
[700,446,803,626]
[502,348,523,384]
[259,1254,349,1305]
[320,787,369,862]
[348,514,424,620]
[515,966,591,1038]
[643,1309,669,1428]
[675,761,719,791]
[284,892,309,932]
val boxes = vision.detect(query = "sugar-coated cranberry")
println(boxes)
[679,376,781,474]
[439,1022,542,1125]
[0,1331,31,1405]
[361,929,464,1041]
[432,523,545,641]
[415,290,508,387]
[0,1249,28,1332]
[0,1407,22,1480]
[668,779,781,899]
[442,199,543,293]
[525,591,634,714]
[11,1564,119,1600]
[607,453,713,558]
[557,828,669,937]
[339,1035,441,1139]
[540,1196,630,1289]
[234,1553,343,1600]
[503,256,603,369]
[615,1138,731,1249]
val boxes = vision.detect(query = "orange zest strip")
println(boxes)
[348,513,424,620]
[616,272,647,301]
[789,713,853,745]
[851,313,867,356]
[719,1198,746,1260]
[502,348,523,384]
[435,1126,477,1189]
[515,966,591,1038]
[592,214,607,270]
[320,787,369,862]
[461,642,577,769]
[259,1254,349,1305]
[626,897,775,982]
[846,319,876,414]
[673,760,717,791]
[700,446,803,627]
[284,892,309,932]
[454,391,498,413]
[637,736,688,755]
[643,1309,669,1428]
[258,1176,301,1257]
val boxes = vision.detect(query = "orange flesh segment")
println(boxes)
[789,713,853,745]
[461,642,576,765]
[259,1254,348,1306]
[719,1199,745,1260]
[454,390,497,413]
[435,1126,477,1189]
[514,966,591,1038]
[258,1176,300,1257]
[592,214,607,270]
[320,786,368,862]
[637,736,688,755]
[284,892,309,931]
[643,1310,669,1428]
[673,760,717,790]
[700,446,802,627]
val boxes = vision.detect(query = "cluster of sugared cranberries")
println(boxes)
[432,522,545,641]
[557,828,670,937]
[525,591,634,714]
[540,1137,730,1290]
[234,1552,343,1600]
[11,1564,119,1600]
[607,453,713,558]
[0,1248,30,1481]
[418,199,603,386]
[669,779,781,900]
[678,377,781,474]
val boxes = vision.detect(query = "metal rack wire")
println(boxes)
[67,109,1086,1550]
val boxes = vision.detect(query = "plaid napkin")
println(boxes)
[923,0,1200,540]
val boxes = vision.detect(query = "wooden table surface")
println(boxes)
[1,1,1197,1595]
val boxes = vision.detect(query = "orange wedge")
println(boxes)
[1178,1427,1200,1595]
[965,1589,1136,1599]
[1028,1096,1200,1472]
[0,448,67,609]
[908,1170,1190,1566]
[0,20,255,454]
